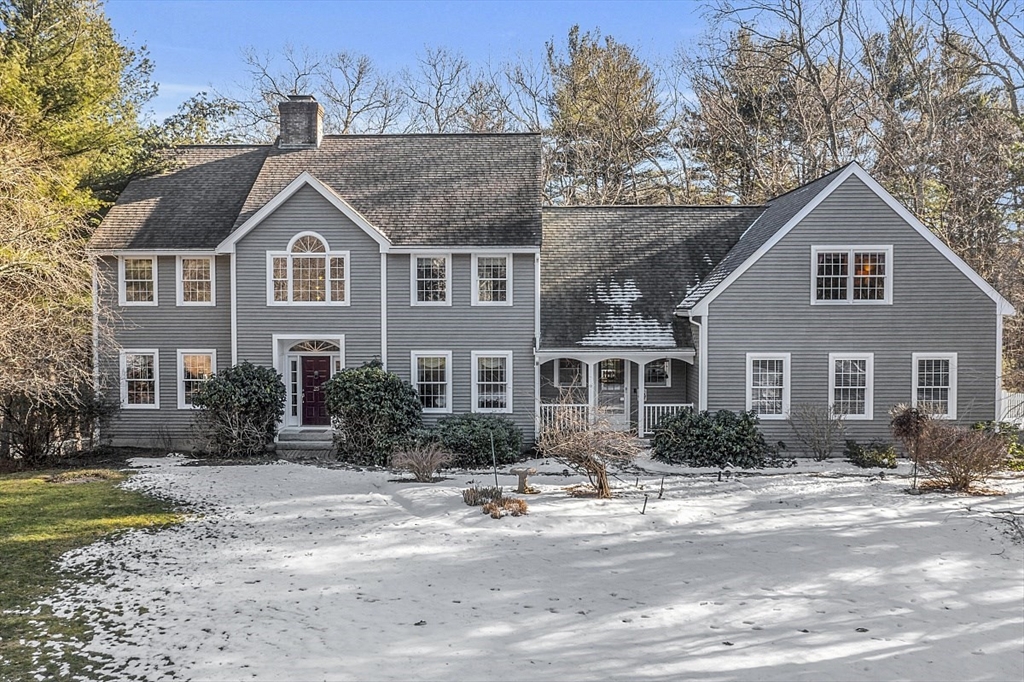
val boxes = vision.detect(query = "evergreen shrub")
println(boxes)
[651,409,786,469]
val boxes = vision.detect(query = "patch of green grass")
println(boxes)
[0,468,179,680]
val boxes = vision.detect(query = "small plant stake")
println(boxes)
[491,431,499,488]
[641,493,648,515]
[658,476,665,499]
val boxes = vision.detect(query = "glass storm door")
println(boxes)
[598,359,630,431]
[301,356,330,426]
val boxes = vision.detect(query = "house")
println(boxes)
[89,95,1014,452]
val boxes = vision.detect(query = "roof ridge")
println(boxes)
[542,204,766,210]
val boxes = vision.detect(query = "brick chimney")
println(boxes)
[278,95,323,148]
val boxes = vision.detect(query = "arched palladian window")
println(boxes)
[269,232,349,305]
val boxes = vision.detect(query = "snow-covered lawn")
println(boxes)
[45,456,1024,681]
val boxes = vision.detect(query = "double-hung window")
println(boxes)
[412,254,451,305]
[829,353,873,419]
[120,350,159,408]
[913,353,957,419]
[555,358,587,387]
[746,353,790,419]
[472,254,511,305]
[177,256,214,305]
[812,246,892,304]
[177,350,216,409]
[412,351,452,413]
[119,256,157,306]
[644,360,671,387]
[268,233,349,305]
[472,352,512,413]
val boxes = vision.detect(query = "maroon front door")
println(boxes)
[301,356,330,426]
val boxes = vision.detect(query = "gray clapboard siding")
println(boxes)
[386,252,537,437]
[98,254,232,447]
[705,174,998,447]
[234,184,383,367]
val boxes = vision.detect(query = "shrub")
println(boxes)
[787,403,845,460]
[324,360,421,466]
[973,421,1024,471]
[391,443,452,482]
[482,497,528,518]
[424,413,523,468]
[918,421,1008,492]
[191,362,286,457]
[845,440,898,469]
[537,390,640,498]
[0,386,115,467]
[462,485,504,506]
[652,409,786,469]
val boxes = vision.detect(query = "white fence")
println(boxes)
[1001,391,1024,425]
[643,403,694,436]
[539,404,590,429]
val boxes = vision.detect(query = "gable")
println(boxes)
[681,164,1013,317]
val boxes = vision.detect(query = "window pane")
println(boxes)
[917,358,950,415]
[292,256,326,302]
[181,258,212,303]
[751,359,785,415]
[645,360,669,386]
[291,235,326,253]
[416,356,448,409]
[125,353,156,405]
[558,359,585,387]
[416,257,447,302]
[853,252,886,301]
[272,257,288,301]
[477,256,507,302]
[182,354,213,405]
[815,252,848,301]
[833,358,867,416]
[477,356,508,410]
[330,256,346,302]
[123,258,154,303]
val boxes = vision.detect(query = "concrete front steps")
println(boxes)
[276,427,335,459]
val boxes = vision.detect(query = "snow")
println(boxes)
[581,279,675,347]
[38,455,1024,681]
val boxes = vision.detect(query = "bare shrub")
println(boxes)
[482,497,528,518]
[537,389,640,498]
[918,421,1008,492]
[391,442,452,482]
[462,485,504,506]
[891,403,930,488]
[787,403,845,460]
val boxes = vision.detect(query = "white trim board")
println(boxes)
[681,163,1015,317]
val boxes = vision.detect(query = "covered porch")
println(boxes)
[536,349,695,437]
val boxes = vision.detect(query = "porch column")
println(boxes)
[587,361,597,423]
[637,360,646,436]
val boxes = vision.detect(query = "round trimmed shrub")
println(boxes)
[324,359,421,466]
[651,409,784,469]
[425,413,524,468]
[844,440,898,469]
[191,361,285,457]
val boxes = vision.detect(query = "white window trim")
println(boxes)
[912,352,958,420]
[554,358,587,388]
[119,349,160,409]
[177,349,217,410]
[411,350,453,414]
[118,256,158,307]
[828,352,874,421]
[410,253,452,306]
[644,359,672,388]
[745,352,791,420]
[266,232,351,307]
[175,255,216,307]
[810,245,893,305]
[471,351,513,413]
[471,253,513,306]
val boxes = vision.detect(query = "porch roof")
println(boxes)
[535,348,695,365]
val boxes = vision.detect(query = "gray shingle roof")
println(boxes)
[233,134,542,246]
[91,134,543,250]
[541,206,763,349]
[677,164,851,311]
[90,146,269,250]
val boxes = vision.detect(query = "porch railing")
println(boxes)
[540,403,590,429]
[643,403,693,436]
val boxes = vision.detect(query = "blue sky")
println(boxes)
[105,0,708,120]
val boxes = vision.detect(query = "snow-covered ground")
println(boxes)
[42,456,1024,681]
